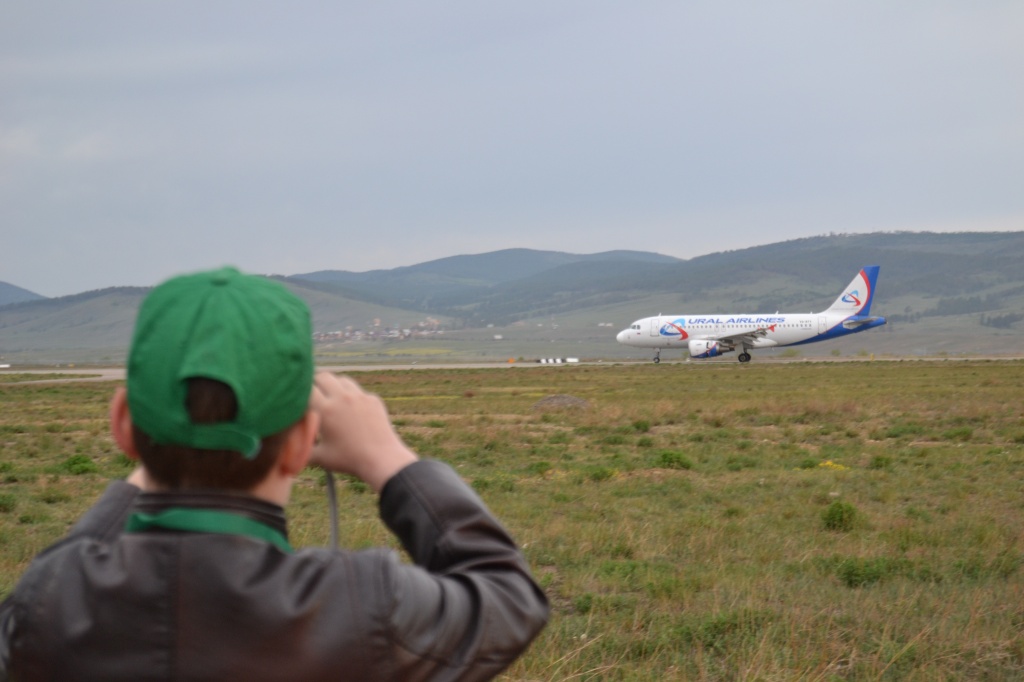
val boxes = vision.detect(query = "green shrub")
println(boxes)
[585,466,616,482]
[835,557,908,587]
[942,426,973,442]
[823,501,857,532]
[885,422,926,439]
[526,461,552,476]
[673,609,775,652]
[547,431,571,444]
[656,450,693,470]
[347,480,370,495]
[472,476,516,493]
[60,455,98,475]
[39,490,71,504]
[573,593,594,614]
[726,455,756,471]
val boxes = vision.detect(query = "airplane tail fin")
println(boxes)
[825,266,880,316]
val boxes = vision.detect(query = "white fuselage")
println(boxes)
[615,266,887,362]
[616,313,832,350]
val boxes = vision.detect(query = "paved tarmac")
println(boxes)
[3,355,1022,385]
[1,363,521,384]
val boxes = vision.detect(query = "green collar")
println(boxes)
[125,507,293,554]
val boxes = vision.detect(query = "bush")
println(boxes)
[526,461,552,476]
[472,476,516,493]
[836,557,904,587]
[823,501,857,532]
[585,466,616,482]
[726,456,756,472]
[60,455,98,475]
[656,450,693,470]
[942,426,973,442]
[573,593,594,614]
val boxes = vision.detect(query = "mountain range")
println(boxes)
[2,231,1023,364]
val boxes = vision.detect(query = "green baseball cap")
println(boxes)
[127,267,313,458]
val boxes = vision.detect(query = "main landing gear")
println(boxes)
[650,349,751,363]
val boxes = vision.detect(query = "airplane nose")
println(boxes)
[616,329,628,343]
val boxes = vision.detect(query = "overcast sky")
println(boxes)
[3,2,1022,297]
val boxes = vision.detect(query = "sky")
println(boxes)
[2,2,1022,297]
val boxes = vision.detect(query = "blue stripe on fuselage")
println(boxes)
[788,316,887,346]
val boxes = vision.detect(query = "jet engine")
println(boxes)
[688,339,732,359]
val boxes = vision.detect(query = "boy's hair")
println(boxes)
[132,378,288,490]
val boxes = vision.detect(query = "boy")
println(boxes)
[0,267,548,681]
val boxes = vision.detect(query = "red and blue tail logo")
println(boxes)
[828,266,879,316]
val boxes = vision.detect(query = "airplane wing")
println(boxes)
[713,325,776,346]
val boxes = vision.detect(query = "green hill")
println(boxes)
[2,232,1023,365]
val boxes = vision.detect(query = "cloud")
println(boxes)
[2,2,1022,297]
[0,127,39,158]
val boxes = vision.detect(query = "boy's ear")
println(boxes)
[109,387,141,460]
[278,408,320,478]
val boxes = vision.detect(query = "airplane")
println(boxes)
[615,266,886,363]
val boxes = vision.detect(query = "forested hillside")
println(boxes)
[2,232,1022,363]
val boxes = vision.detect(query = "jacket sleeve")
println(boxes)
[376,460,549,681]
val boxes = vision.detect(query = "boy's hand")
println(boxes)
[308,372,418,493]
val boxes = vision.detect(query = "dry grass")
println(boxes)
[2,360,1024,680]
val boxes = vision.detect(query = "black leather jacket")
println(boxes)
[0,460,548,681]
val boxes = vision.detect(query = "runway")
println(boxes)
[3,355,1022,385]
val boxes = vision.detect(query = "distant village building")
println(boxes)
[312,317,447,344]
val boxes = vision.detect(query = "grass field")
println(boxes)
[2,360,1023,680]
